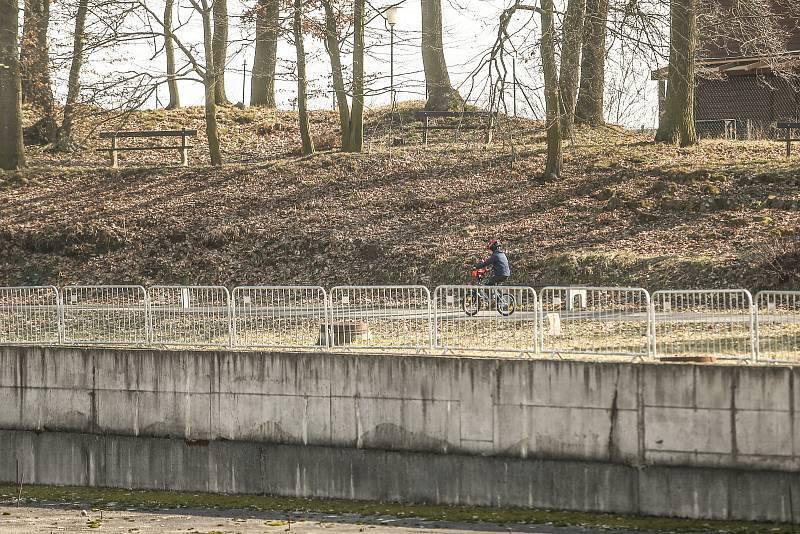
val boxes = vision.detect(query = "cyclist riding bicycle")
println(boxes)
[473,239,511,286]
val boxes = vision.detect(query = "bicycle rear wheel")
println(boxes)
[497,293,516,316]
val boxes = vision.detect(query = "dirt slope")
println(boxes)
[2,104,799,290]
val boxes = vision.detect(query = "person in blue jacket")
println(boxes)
[474,239,511,286]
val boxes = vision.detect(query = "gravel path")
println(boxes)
[0,503,694,534]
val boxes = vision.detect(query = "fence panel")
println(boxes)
[149,286,231,347]
[328,286,431,351]
[434,285,537,355]
[232,286,328,350]
[652,289,754,360]
[61,286,148,345]
[539,287,651,358]
[0,286,61,345]
[755,291,800,363]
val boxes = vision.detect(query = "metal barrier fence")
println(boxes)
[232,286,328,350]
[149,286,231,347]
[434,285,538,356]
[0,286,61,345]
[539,287,651,358]
[61,285,149,345]
[4,284,800,363]
[329,286,431,351]
[652,289,755,360]
[755,291,800,363]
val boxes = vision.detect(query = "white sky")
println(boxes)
[47,0,664,128]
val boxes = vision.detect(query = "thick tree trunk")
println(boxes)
[321,0,350,150]
[655,0,698,147]
[250,0,278,107]
[293,0,314,156]
[559,0,586,139]
[56,0,88,151]
[540,0,562,181]
[347,0,365,152]
[420,0,463,111]
[212,0,230,105]
[21,0,56,142]
[575,0,608,126]
[164,0,181,109]
[201,0,223,165]
[0,0,26,169]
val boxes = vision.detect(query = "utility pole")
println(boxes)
[242,57,247,105]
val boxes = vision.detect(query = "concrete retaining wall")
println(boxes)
[0,346,798,523]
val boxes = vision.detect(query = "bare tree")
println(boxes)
[251,0,279,107]
[294,0,314,155]
[575,0,609,125]
[541,0,562,180]
[321,0,350,149]
[164,0,181,109]
[0,0,26,169]
[347,0,365,151]
[421,0,462,111]
[212,0,230,105]
[137,0,223,164]
[559,0,586,138]
[21,0,57,142]
[56,0,90,151]
[655,0,697,146]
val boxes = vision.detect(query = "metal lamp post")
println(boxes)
[385,5,399,107]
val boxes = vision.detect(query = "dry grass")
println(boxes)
[1,102,799,293]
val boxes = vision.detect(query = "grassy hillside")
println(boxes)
[2,103,799,290]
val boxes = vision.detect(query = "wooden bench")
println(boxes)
[415,110,497,146]
[777,122,800,159]
[98,128,197,168]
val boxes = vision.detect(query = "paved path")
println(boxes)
[0,504,702,534]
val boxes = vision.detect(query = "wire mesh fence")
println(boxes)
[232,286,328,350]
[0,286,61,345]
[652,289,755,360]
[148,286,231,347]
[539,287,652,358]
[61,286,149,345]
[329,286,432,351]
[4,283,800,363]
[755,291,800,363]
[433,285,538,356]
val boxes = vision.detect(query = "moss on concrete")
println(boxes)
[0,484,795,533]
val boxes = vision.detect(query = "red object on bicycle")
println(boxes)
[471,267,490,278]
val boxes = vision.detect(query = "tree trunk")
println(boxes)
[321,0,350,150]
[0,0,26,169]
[347,0,365,152]
[558,0,586,139]
[201,0,223,165]
[540,0,562,181]
[293,0,314,156]
[21,0,56,142]
[164,0,181,109]
[420,0,463,111]
[212,0,230,105]
[575,0,608,126]
[655,0,698,147]
[250,0,278,107]
[56,0,88,151]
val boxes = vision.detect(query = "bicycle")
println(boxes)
[462,266,517,317]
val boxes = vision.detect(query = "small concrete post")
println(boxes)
[180,127,189,167]
[110,135,118,168]
[485,114,494,145]
[423,116,429,146]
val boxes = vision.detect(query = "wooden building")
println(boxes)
[653,3,800,138]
